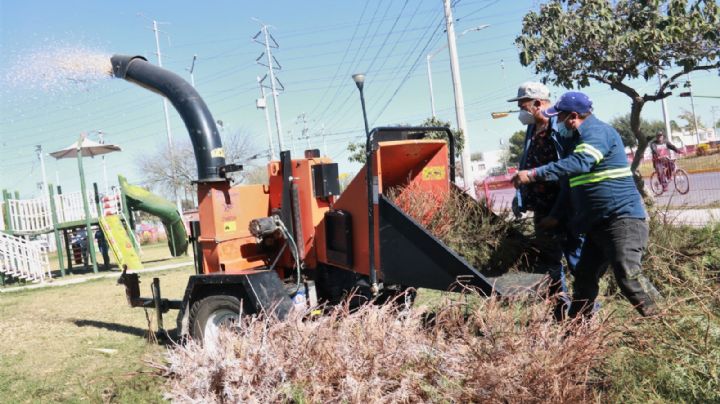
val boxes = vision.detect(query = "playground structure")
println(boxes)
[0,177,187,284]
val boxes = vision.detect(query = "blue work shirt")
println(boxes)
[534,114,646,234]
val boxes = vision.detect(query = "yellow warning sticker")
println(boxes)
[223,221,237,232]
[211,147,226,158]
[422,166,445,180]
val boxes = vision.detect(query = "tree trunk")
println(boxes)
[629,99,650,198]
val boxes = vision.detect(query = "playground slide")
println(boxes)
[118,176,188,257]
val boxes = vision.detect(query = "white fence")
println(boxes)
[54,191,99,224]
[0,233,51,283]
[8,197,53,234]
[1,190,122,234]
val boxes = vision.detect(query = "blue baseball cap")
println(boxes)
[543,91,593,117]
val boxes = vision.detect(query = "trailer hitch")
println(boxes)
[117,266,183,337]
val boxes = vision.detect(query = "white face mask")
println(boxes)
[518,109,535,125]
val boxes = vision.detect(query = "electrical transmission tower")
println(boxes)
[296,113,310,150]
[253,22,285,153]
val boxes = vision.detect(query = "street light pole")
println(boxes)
[426,24,489,120]
[426,54,437,118]
[186,54,197,88]
[36,145,49,202]
[684,77,701,145]
[352,73,377,297]
[658,68,673,140]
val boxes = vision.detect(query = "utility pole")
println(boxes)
[97,130,109,195]
[253,23,285,152]
[153,19,183,215]
[297,113,310,150]
[186,54,197,88]
[658,68,672,140]
[426,54,437,118]
[321,123,327,156]
[36,145,49,202]
[256,75,277,160]
[442,0,474,196]
[426,24,489,119]
[684,76,701,145]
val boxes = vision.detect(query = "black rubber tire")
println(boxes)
[188,295,241,343]
[674,168,690,195]
[649,171,664,196]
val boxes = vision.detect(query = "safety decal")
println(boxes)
[422,166,445,180]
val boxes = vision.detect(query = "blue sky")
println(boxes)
[1,0,718,198]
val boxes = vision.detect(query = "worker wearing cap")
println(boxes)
[508,82,584,319]
[512,91,660,318]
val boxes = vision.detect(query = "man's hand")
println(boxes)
[512,170,534,188]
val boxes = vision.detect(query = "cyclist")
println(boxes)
[650,131,682,190]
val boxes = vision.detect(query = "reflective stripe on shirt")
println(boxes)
[574,143,604,164]
[569,166,632,187]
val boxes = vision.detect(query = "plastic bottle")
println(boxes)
[292,288,306,311]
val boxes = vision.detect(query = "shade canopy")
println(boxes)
[50,137,122,159]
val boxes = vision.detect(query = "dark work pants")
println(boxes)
[568,217,660,318]
[533,215,584,320]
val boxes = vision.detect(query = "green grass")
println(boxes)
[0,264,194,403]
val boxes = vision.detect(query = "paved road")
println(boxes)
[484,171,720,225]
[649,171,720,207]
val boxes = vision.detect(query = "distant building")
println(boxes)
[467,149,506,181]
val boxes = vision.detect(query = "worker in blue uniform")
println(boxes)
[512,91,660,318]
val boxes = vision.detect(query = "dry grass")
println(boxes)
[160,292,616,403]
[599,215,720,402]
[386,182,544,274]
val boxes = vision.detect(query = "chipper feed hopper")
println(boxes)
[111,55,544,342]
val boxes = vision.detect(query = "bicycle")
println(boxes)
[649,156,690,196]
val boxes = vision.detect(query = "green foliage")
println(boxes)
[506,130,526,166]
[516,0,719,179]
[347,117,463,164]
[470,151,484,161]
[611,113,665,148]
[516,0,719,91]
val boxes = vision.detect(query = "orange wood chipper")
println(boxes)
[111,55,543,342]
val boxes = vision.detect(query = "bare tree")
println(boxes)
[136,128,259,207]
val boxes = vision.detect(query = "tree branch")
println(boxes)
[654,62,720,99]
[587,74,639,99]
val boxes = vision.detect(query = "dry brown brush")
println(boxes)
[160,294,617,403]
[386,182,546,274]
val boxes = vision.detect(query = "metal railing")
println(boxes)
[0,233,51,283]
[2,189,122,234]
[8,198,53,234]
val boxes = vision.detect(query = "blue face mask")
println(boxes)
[557,116,574,138]
[558,124,572,138]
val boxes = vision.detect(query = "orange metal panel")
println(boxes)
[267,156,335,270]
[197,182,271,274]
[319,139,451,277]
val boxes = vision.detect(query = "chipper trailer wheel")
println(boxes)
[188,295,243,345]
